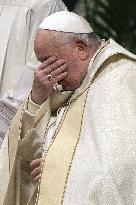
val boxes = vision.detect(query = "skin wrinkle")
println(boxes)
[34,29,101,91]
[53,31,101,49]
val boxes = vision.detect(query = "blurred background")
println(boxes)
[63,0,136,54]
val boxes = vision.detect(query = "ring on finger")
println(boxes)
[47,74,53,81]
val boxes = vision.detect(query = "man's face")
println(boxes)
[34,30,88,91]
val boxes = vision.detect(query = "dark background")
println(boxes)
[63,0,136,54]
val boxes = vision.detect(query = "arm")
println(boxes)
[19,56,68,161]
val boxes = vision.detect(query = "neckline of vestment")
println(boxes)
[67,39,109,105]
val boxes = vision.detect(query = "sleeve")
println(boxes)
[21,94,50,137]
[27,95,42,114]
[88,61,136,204]
[17,94,51,162]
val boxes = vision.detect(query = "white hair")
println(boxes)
[53,31,101,49]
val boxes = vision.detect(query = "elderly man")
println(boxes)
[1,11,136,205]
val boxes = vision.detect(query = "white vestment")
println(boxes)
[0,0,66,146]
[1,39,136,205]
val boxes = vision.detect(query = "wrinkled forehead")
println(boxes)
[34,30,48,52]
[34,29,53,62]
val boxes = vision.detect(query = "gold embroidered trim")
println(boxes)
[34,90,88,205]
[61,88,90,204]
[34,105,69,205]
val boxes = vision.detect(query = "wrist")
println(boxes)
[31,93,48,105]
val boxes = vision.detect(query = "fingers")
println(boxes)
[38,57,65,73]
[40,63,67,82]
[36,55,68,82]
[30,158,42,170]
[50,63,67,79]
[32,57,68,104]
[38,56,57,71]
[53,71,68,84]
[34,174,42,183]
[41,59,66,75]
[31,166,42,179]
[30,158,43,182]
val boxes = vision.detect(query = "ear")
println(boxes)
[75,39,89,61]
